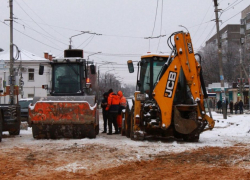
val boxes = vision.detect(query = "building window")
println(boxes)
[246,23,250,30]
[28,69,34,81]
[240,28,245,35]
[221,31,227,39]
[28,94,34,98]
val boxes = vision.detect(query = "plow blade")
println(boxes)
[29,96,99,139]
[32,124,97,139]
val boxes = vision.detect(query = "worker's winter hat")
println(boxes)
[108,89,113,94]
[117,90,123,97]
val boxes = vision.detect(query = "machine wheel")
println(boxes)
[32,124,39,139]
[9,126,20,135]
[0,112,2,142]
[32,124,43,139]
[130,107,135,140]
[95,124,99,135]
[125,109,131,138]
[87,125,96,139]
[183,133,200,142]
[173,128,183,139]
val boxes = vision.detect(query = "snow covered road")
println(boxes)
[0,111,249,179]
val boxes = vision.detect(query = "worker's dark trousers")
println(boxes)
[102,111,108,132]
[108,112,118,133]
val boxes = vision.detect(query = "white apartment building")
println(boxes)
[0,49,51,103]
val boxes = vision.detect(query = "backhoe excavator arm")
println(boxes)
[153,32,214,131]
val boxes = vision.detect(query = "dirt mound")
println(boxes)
[0,144,249,180]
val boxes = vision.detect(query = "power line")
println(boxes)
[85,51,141,57]
[19,0,67,40]
[198,24,216,50]
[199,5,243,48]
[56,34,97,57]
[76,34,96,48]
[222,0,242,13]
[1,20,62,51]
[187,20,213,29]
[193,1,213,38]
[194,13,215,45]
[17,18,145,39]
[156,0,164,52]
[195,9,225,49]
[149,0,159,51]
[15,20,67,47]
[18,18,81,32]
[83,34,96,48]
[101,34,144,39]
[15,1,63,44]
[221,11,241,25]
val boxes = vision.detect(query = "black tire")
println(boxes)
[9,106,21,136]
[87,125,96,139]
[0,112,2,142]
[9,126,20,135]
[32,124,42,139]
[173,129,183,139]
[183,133,200,142]
[125,112,131,138]
[95,124,99,135]
[130,107,135,140]
[121,127,126,136]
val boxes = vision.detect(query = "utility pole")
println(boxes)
[9,0,14,105]
[249,65,250,110]
[213,0,227,119]
[239,48,243,100]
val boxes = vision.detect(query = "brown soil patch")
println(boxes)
[0,143,250,180]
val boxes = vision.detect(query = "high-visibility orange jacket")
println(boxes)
[117,91,126,128]
[117,91,127,108]
[106,92,120,113]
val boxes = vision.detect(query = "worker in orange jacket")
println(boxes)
[106,89,119,135]
[117,90,127,133]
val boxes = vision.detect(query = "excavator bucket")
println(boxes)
[28,96,99,139]
[173,105,198,134]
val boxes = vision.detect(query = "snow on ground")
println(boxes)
[2,111,249,152]
[1,111,249,173]
[200,112,250,147]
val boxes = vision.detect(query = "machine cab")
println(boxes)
[51,59,86,96]
[128,54,169,98]
[39,49,95,96]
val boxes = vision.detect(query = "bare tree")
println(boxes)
[199,42,241,86]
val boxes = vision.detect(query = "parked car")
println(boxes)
[19,98,33,122]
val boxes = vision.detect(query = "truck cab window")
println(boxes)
[53,64,81,93]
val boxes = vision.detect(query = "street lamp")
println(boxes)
[69,31,102,49]
[97,62,116,86]
[69,31,90,49]
[104,69,115,87]
[87,52,102,61]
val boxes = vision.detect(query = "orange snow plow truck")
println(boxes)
[28,49,99,139]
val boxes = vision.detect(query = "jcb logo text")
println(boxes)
[164,71,177,98]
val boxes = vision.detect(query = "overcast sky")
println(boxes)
[0,0,249,85]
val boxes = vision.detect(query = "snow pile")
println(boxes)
[200,112,250,146]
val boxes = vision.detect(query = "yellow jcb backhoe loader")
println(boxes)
[124,31,215,142]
